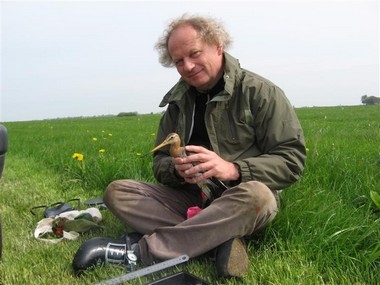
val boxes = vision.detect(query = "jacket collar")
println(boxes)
[159,52,242,107]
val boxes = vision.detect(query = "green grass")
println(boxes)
[0,105,379,284]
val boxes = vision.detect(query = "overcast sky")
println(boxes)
[1,0,379,122]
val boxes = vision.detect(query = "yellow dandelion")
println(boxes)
[108,133,113,137]
[92,137,98,141]
[99,149,105,153]
[72,153,84,161]
[136,152,142,156]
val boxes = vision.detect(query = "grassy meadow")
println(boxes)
[0,105,379,284]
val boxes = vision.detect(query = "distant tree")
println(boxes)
[117,112,138,117]
[361,95,380,105]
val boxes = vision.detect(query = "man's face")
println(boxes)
[168,24,223,90]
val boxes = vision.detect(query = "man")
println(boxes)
[73,15,306,278]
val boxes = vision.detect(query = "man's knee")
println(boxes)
[238,181,278,229]
[103,179,142,208]
[241,181,277,210]
[103,179,127,207]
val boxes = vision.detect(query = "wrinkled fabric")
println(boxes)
[104,180,278,263]
[34,208,102,243]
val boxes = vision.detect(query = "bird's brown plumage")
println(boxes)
[148,133,185,158]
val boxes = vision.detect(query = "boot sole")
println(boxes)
[217,238,249,278]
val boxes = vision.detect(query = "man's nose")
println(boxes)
[183,58,195,72]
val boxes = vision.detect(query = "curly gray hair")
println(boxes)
[155,14,233,67]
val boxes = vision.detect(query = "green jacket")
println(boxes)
[153,52,306,191]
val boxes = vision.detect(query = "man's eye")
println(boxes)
[175,59,183,66]
[191,51,201,58]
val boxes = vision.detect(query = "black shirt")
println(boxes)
[188,76,225,148]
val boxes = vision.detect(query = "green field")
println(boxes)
[0,105,379,284]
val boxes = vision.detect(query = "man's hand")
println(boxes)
[172,145,240,184]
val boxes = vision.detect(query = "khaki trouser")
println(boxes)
[103,180,278,265]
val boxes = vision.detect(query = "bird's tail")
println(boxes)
[199,177,228,207]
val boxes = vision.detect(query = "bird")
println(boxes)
[144,133,227,205]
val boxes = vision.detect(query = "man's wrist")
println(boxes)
[232,163,241,183]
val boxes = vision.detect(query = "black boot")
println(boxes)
[72,232,142,275]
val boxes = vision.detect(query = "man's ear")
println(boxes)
[217,45,223,55]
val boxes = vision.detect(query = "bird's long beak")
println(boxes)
[142,140,170,157]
